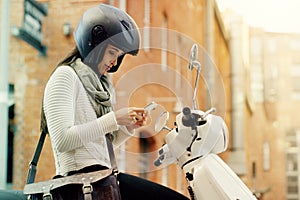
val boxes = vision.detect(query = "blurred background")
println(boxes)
[1,0,300,199]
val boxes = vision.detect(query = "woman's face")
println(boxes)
[97,44,124,74]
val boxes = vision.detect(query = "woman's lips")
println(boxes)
[105,65,112,71]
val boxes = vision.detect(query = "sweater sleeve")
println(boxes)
[43,66,118,153]
[113,126,135,148]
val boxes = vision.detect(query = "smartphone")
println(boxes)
[144,101,158,112]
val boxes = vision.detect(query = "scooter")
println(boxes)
[153,44,257,200]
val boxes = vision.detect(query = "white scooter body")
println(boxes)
[154,44,257,199]
[155,109,257,200]
[183,154,256,200]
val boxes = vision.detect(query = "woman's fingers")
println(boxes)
[129,108,146,121]
[116,107,148,127]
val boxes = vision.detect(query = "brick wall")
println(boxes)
[8,0,230,196]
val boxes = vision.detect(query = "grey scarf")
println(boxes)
[71,58,113,117]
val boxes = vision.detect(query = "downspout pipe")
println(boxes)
[227,17,247,175]
[0,0,10,189]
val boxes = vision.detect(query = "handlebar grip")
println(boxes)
[182,106,191,116]
[182,107,194,127]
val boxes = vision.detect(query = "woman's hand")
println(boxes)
[115,107,147,131]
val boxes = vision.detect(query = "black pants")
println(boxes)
[118,173,190,200]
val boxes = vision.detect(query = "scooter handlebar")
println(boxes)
[182,107,198,127]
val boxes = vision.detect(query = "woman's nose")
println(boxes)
[111,58,117,66]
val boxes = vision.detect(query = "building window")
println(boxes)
[161,15,167,72]
[250,37,264,103]
[143,0,150,51]
[267,37,277,53]
[291,63,300,100]
[264,64,278,102]
[119,0,126,11]
[289,38,300,51]
[285,130,300,198]
[7,105,15,186]
[250,64,264,103]
[250,37,263,63]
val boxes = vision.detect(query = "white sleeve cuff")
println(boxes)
[119,125,135,136]
[112,126,135,147]
[96,111,118,133]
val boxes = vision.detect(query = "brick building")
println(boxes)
[245,29,300,200]
[2,0,298,199]
[4,0,231,197]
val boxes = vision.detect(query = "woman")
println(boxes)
[43,4,189,200]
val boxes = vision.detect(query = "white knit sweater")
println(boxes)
[43,65,133,175]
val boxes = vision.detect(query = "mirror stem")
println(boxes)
[192,61,201,110]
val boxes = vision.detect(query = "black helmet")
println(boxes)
[74,4,140,72]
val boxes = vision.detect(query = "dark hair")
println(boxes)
[56,47,82,67]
